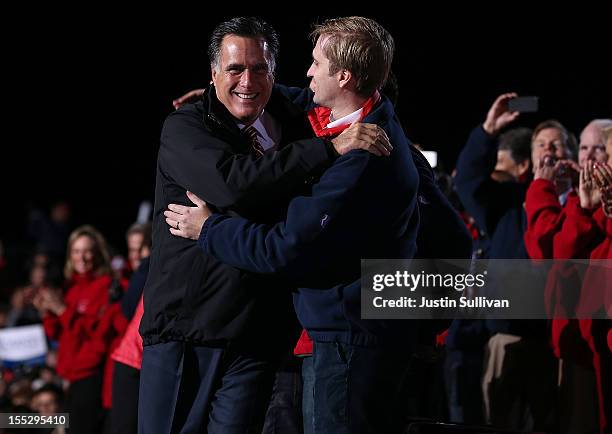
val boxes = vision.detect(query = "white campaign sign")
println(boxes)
[0,324,48,362]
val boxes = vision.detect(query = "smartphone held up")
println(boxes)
[508,96,539,113]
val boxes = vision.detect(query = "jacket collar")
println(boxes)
[204,84,243,135]
[361,93,394,126]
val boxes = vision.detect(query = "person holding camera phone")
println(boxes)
[455,93,578,431]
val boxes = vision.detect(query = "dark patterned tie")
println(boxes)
[242,125,266,157]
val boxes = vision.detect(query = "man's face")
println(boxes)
[127,232,144,270]
[31,392,59,416]
[307,36,341,108]
[579,124,608,168]
[211,35,274,125]
[493,150,525,182]
[606,136,612,168]
[531,127,567,166]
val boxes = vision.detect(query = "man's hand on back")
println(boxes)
[331,122,393,156]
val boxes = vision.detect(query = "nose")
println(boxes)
[306,62,315,78]
[586,147,596,160]
[239,69,253,88]
[542,143,560,159]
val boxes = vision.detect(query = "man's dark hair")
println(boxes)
[126,222,152,245]
[141,223,152,250]
[32,383,64,402]
[208,17,280,74]
[498,127,533,164]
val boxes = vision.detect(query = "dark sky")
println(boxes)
[4,10,610,250]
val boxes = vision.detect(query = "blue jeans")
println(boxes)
[302,341,412,434]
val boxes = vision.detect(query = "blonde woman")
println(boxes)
[34,225,113,434]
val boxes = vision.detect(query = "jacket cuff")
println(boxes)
[478,124,497,143]
[198,213,223,252]
[323,139,340,159]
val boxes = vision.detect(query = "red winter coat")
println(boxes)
[43,273,128,409]
[43,273,114,382]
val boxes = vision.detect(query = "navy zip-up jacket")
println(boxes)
[198,92,420,347]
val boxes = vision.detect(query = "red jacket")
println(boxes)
[524,180,591,360]
[555,202,611,433]
[43,273,114,382]
[100,302,128,408]
[111,296,144,370]
[575,208,611,320]
[524,179,569,260]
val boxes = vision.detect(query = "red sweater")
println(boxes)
[43,273,114,382]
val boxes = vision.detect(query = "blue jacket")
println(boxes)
[199,92,420,347]
[455,125,547,338]
[455,125,528,260]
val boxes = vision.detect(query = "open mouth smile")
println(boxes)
[233,92,259,100]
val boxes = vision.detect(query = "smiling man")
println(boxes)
[211,34,273,124]
[138,17,391,434]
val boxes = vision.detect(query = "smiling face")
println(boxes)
[211,35,274,125]
[70,235,95,275]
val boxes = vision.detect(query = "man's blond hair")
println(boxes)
[311,17,394,97]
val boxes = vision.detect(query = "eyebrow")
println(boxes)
[225,62,269,70]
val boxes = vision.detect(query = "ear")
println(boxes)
[211,65,218,86]
[337,69,352,89]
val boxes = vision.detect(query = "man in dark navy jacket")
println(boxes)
[138,17,392,434]
[164,17,471,434]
